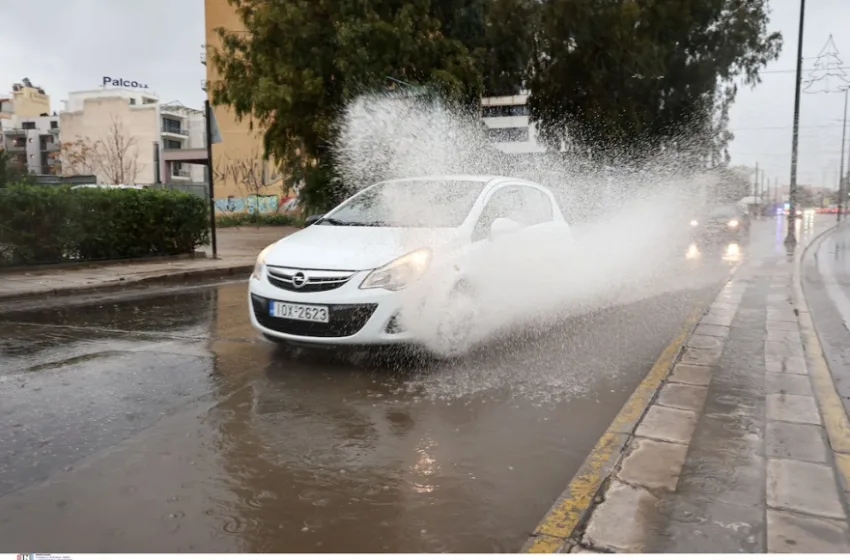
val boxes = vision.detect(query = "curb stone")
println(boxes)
[520,262,742,553]
[0,264,254,304]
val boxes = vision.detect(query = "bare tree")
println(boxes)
[98,115,142,184]
[59,136,102,176]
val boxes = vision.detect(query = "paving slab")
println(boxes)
[581,481,659,553]
[766,510,850,553]
[635,406,698,444]
[765,373,813,396]
[766,394,821,425]
[669,364,713,386]
[657,383,709,412]
[765,422,828,463]
[766,459,846,520]
[617,438,689,492]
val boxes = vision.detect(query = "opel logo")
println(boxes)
[291,271,308,288]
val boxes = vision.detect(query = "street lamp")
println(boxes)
[785,0,806,252]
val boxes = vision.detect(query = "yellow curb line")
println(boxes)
[520,296,716,553]
[794,225,850,471]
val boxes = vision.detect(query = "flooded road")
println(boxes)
[0,242,744,552]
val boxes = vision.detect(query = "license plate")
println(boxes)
[269,301,329,323]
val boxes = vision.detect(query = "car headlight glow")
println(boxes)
[360,248,432,291]
[690,219,699,227]
[728,219,739,228]
[252,244,273,280]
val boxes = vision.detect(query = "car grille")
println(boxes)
[266,266,355,293]
[251,294,377,337]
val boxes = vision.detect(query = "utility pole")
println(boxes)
[754,162,760,198]
[841,88,849,222]
[786,0,806,251]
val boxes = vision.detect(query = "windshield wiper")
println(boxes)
[317,218,389,227]
[316,217,350,226]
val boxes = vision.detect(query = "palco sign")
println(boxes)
[102,76,149,89]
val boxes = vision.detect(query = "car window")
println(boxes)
[472,187,526,241]
[520,186,554,225]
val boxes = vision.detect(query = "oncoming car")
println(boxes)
[248,175,574,357]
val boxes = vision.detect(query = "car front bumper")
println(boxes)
[248,272,416,346]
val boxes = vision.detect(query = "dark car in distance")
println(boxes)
[689,203,751,244]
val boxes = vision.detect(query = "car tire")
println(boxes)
[428,280,478,359]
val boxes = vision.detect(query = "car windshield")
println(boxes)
[319,180,486,228]
[709,204,740,218]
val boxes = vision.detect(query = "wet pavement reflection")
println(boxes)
[0,236,745,552]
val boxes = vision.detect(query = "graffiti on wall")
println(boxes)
[215,192,300,214]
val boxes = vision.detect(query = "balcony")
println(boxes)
[5,141,27,152]
[41,141,59,152]
[201,79,207,92]
[161,127,189,138]
[172,168,191,180]
[3,128,26,136]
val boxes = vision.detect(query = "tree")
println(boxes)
[59,137,102,177]
[98,116,141,184]
[209,0,484,211]
[0,150,33,188]
[529,0,783,166]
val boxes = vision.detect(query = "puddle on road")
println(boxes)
[0,269,721,552]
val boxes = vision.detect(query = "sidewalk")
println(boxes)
[525,215,850,553]
[0,226,295,302]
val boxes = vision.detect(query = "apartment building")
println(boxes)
[60,88,205,185]
[205,0,285,203]
[0,80,61,175]
[480,93,547,155]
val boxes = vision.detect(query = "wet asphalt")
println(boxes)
[0,233,749,552]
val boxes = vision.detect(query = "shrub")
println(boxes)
[215,212,304,228]
[0,185,209,266]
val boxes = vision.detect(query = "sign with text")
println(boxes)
[102,76,149,89]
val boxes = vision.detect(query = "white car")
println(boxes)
[248,175,573,356]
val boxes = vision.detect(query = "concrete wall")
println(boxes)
[60,96,159,185]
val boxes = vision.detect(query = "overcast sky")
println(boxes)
[1,0,848,188]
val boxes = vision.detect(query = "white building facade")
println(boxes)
[60,88,205,185]
[480,93,547,155]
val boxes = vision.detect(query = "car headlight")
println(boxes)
[252,244,273,280]
[360,248,432,291]
[728,219,739,228]
[690,219,699,227]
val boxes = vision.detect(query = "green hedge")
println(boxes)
[216,212,304,228]
[0,185,210,266]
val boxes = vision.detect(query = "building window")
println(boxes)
[21,121,36,130]
[164,139,182,150]
[143,97,156,104]
[482,105,529,118]
[162,117,183,134]
[487,127,530,142]
[50,120,58,129]
[13,138,26,147]
[129,98,137,105]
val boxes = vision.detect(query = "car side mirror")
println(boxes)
[304,213,324,227]
[489,217,520,240]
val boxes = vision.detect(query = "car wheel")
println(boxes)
[429,280,478,359]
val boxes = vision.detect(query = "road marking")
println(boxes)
[521,303,709,553]
[796,227,850,455]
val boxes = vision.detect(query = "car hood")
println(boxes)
[264,225,461,270]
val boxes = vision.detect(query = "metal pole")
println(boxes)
[786,0,806,251]
[841,89,849,222]
[205,99,218,259]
